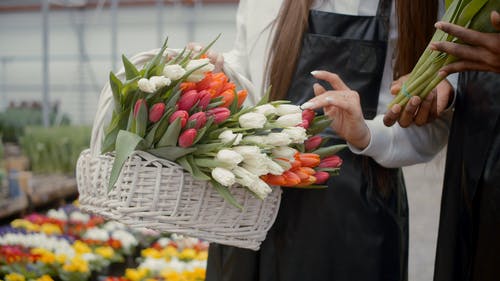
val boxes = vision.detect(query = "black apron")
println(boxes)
[207,1,409,280]
[434,71,500,281]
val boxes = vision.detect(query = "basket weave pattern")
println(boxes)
[76,49,282,250]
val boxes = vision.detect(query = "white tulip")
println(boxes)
[273,158,292,170]
[264,158,285,175]
[69,211,90,223]
[275,113,303,128]
[163,64,186,80]
[276,104,302,116]
[253,104,277,116]
[263,132,291,146]
[139,257,171,273]
[47,209,67,221]
[271,146,297,160]
[138,78,156,93]
[243,135,264,144]
[232,146,262,160]
[252,178,273,199]
[282,126,308,143]
[239,112,268,129]
[215,149,244,168]
[234,166,272,199]
[150,75,171,89]
[211,167,236,187]
[218,129,243,145]
[112,230,138,249]
[186,58,215,82]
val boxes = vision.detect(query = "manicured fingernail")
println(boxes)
[325,97,334,104]
[434,22,443,29]
[301,102,315,109]
[311,71,319,76]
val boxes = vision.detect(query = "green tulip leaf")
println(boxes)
[157,117,182,147]
[108,130,144,191]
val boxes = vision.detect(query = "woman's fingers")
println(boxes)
[398,96,422,128]
[311,70,350,90]
[434,21,489,47]
[383,105,402,127]
[414,92,435,126]
[301,90,356,113]
[313,83,327,96]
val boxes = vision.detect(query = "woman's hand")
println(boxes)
[383,75,454,127]
[301,71,371,150]
[187,42,224,72]
[429,11,500,75]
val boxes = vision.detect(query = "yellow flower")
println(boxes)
[5,273,25,281]
[63,255,89,273]
[162,246,179,258]
[55,254,67,264]
[94,246,114,259]
[11,219,40,232]
[195,251,208,261]
[31,248,56,264]
[34,275,54,281]
[40,223,62,235]
[161,270,182,281]
[73,240,92,254]
[179,248,196,261]
[125,268,149,281]
[141,248,162,259]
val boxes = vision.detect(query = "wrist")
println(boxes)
[349,124,371,150]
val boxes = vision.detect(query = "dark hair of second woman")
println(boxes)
[266,0,439,100]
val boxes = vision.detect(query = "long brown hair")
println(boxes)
[266,0,438,100]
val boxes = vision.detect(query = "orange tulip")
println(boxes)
[290,159,302,170]
[261,174,286,186]
[294,175,317,187]
[282,171,302,187]
[237,90,247,108]
[291,168,310,181]
[219,90,235,107]
[180,82,197,93]
[296,153,321,168]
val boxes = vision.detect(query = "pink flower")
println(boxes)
[149,103,166,123]
[169,110,189,128]
[198,90,212,110]
[302,109,315,124]
[179,129,197,147]
[177,90,199,111]
[304,135,322,151]
[133,99,147,117]
[298,119,310,129]
[188,112,207,130]
[319,155,343,168]
[313,171,330,184]
[207,107,231,124]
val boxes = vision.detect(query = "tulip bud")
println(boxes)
[163,64,186,81]
[275,104,302,116]
[207,107,231,124]
[237,90,247,108]
[304,135,322,151]
[319,155,343,168]
[187,112,207,130]
[169,110,189,128]
[282,127,307,144]
[302,109,316,124]
[215,149,244,169]
[197,90,212,110]
[211,167,236,187]
[313,171,330,184]
[220,90,235,108]
[177,90,200,111]
[138,78,155,93]
[218,130,243,145]
[298,119,310,129]
[275,113,302,128]
[150,76,171,90]
[178,129,197,148]
[133,99,147,117]
[239,112,267,129]
[149,103,166,123]
[254,104,277,116]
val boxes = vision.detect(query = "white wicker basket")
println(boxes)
[76,49,282,250]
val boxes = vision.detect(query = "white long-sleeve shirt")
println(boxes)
[224,0,452,168]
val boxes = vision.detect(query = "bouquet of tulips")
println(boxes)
[389,0,499,108]
[103,38,345,209]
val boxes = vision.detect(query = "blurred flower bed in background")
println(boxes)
[0,202,208,281]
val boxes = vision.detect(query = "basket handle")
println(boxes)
[90,49,256,156]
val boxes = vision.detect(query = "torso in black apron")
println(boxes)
[434,71,500,281]
[206,1,409,281]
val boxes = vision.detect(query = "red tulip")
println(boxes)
[133,99,147,117]
[169,110,189,128]
[179,129,197,147]
[298,119,309,129]
[177,90,199,111]
[304,135,322,151]
[313,171,330,184]
[207,107,231,124]
[149,103,166,123]
[319,155,343,168]
[302,109,316,124]
[187,111,207,130]
[198,90,212,110]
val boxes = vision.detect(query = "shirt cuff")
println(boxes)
[445,73,459,111]
[347,116,392,160]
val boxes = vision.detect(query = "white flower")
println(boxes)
[252,178,273,199]
[139,257,171,273]
[138,78,156,93]
[253,104,277,116]
[264,158,285,175]
[69,211,90,223]
[150,75,171,89]
[103,221,126,231]
[176,237,200,250]
[282,126,308,143]
[163,257,186,272]
[275,113,303,127]
[241,154,270,176]
[273,158,292,170]
[112,230,138,249]
[215,149,244,168]
[239,112,268,129]
[163,64,186,80]
[263,133,291,146]
[243,135,264,144]
[47,209,67,221]
[156,237,171,248]
[211,167,236,187]
[186,58,215,82]
[82,253,99,262]
[232,146,262,160]
[218,130,243,145]
[271,146,297,160]
[233,166,272,199]
[275,104,302,116]
[83,228,109,242]
[185,260,207,271]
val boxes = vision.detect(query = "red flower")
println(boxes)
[198,90,212,110]
[133,99,147,117]
[302,109,316,124]
[304,135,322,151]
[207,107,231,124]
[179,129,197,147]
[298,119,310,129]
[188,112,207,130]
[177,90,200,111]
[319,155,343,168]
[169,110,189,128]
[313,171,330,184]
[149,103,166,123]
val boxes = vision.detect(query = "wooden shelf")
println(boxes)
[0,194,28,219]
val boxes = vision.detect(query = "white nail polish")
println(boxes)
[301,102,315,109]
[311,71,319,76]
[325,97,334,104]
